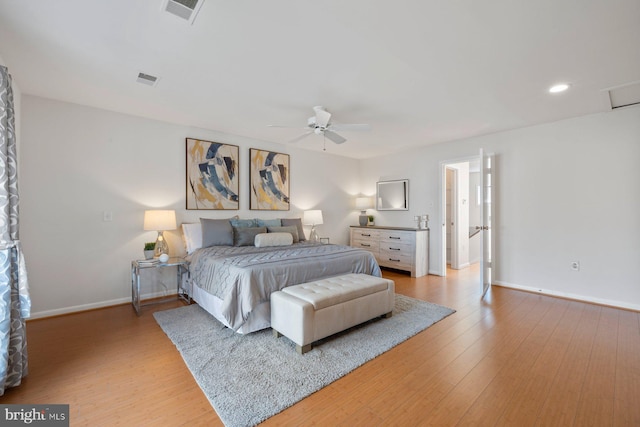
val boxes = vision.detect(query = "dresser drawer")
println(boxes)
[379,241,411,255]
[351,238,379,253]
[377,251,412,271]
[352,229,380,240]
[379,230,413,245]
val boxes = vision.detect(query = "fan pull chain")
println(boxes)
[323,134,326,151]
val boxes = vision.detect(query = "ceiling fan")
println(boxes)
[270,106,371,145]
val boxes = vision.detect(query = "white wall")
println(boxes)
[20,95,361,317]
[17,94,640,316]
[361,106,640,310]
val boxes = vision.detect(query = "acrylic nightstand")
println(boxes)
[130,257,190,315]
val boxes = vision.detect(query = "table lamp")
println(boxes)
[303,210,323,242]
[355,197,372,226]
[144,210,177,257]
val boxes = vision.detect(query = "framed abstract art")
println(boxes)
[249,148,290,211]
[186,138,239,210]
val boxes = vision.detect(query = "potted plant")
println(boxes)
[368,215,375,226]
[144,242,156,260]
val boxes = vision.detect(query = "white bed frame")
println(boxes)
[191,283,272,334]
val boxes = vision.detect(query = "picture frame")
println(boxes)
[186,138,239,210]
[249,148,290,211]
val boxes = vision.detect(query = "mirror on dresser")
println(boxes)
[376,179,409,210]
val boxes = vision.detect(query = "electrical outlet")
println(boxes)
[571,261,580,271]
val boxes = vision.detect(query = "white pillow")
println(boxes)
[254,232,293,248]
[182,223,203,254]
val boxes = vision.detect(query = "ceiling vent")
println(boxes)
[136,72,159,87]
[162,0,204,24]
[607,81,640,109]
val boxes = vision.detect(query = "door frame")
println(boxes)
[439,155,479,277]
[446,166,458,268]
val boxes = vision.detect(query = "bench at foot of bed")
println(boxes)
[270,273,395,354]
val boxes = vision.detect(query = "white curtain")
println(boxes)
[0,65,31,396]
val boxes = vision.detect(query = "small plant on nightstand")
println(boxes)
[144,242,156,260]
[368,215,375,226]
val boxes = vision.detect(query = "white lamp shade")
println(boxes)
[143,210,177,231]
[355,197,372,210]
[303,210,323,225]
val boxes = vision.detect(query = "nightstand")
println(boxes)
[131,257,190,315]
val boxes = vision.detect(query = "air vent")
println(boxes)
[136,72,159,87]
[607,81,640,109]
[162,0,204,24]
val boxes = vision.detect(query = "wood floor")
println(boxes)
[3,265,639,426]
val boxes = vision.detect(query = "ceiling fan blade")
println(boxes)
[323,130,347,144]
[268,124,306,129]
[329,123,371,132]
[314,108,332,128]
[288,130,314,143]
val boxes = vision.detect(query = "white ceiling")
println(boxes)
[0,0,638,159]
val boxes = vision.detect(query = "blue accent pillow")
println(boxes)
[230,218,257,228]
[256,218,282,227]
[233,226,267,246]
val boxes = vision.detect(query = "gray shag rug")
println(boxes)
[154,295,455,427]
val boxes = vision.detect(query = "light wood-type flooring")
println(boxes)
[3,265,639,426]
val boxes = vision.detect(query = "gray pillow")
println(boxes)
[256,218,282,227]
[281,218,306,241]
[233,226,267,246]
[267,225,299,243]
[201,218,233,247]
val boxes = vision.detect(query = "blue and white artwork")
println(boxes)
[250,148,290,210]
[187,138,239,210]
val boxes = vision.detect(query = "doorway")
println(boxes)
[440,156,482,277]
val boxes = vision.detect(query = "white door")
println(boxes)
[446,167,456,267]
[479,149,494,297]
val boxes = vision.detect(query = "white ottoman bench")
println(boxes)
[271,273,395,354]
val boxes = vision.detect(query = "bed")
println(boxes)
[186,241,382,334]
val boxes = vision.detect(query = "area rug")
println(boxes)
[153,295,455,427]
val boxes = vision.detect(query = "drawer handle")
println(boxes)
[389,258,401,262]
[390,236,401,240]
[390,248,401,251]
[362,233,371,237]
[361,243,371,247]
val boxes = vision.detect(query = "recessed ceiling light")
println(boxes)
[549,83,570,93]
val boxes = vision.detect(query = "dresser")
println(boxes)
[350,226,429,277]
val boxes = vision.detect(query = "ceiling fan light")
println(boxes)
[549,83,570,93]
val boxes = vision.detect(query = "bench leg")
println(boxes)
[382,311,393,318]
[273,329,282,338]
[296,344,312,355]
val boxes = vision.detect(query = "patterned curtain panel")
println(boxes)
[0,65,31,396]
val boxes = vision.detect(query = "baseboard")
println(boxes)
[493,281,640,312]
[28,290,178,320]
[454,262,470,270]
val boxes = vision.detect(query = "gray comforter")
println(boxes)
[188,242,381,330]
